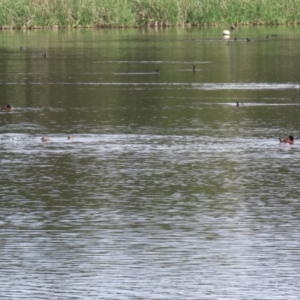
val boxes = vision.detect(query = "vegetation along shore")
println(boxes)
[1,0,300,29]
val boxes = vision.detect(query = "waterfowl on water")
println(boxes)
[68,135,74,140]
[185,20,191,27]
[279,135,294,144]
[41,137,51,142]
[0,104,12,112]
[246,38,251,42]
[236,100,239,108]
[223,30,230,36]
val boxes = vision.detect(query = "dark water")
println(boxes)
[1,27,300,299]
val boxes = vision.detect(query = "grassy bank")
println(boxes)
[1,0,300,29]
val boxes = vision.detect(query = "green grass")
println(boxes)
[1,0,300,29]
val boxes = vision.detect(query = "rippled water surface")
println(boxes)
[1,27,300,299]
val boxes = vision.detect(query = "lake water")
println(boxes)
[1,26,300,299]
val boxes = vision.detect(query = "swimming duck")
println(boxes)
[0,104,12,112]
[279,135,294,144]
[68,135,73,140]
[41,137,51,142]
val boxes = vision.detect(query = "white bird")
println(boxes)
[223,30,230,36]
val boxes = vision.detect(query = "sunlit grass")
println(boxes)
[1,0,300,29]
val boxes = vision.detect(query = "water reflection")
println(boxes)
[1,27,300,299]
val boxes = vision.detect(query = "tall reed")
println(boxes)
[1,0,300,29]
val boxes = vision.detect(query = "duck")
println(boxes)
[246,38,251,42]
[68,135,74,140]
[41,137,51,142]
[279,135,294,144]
[185,20,191,27]
[0,104,12,112]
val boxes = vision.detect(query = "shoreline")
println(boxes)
[1,23,299,30]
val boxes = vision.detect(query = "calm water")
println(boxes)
[1,27,300,299]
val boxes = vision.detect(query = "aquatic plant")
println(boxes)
[1,0,300,29]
